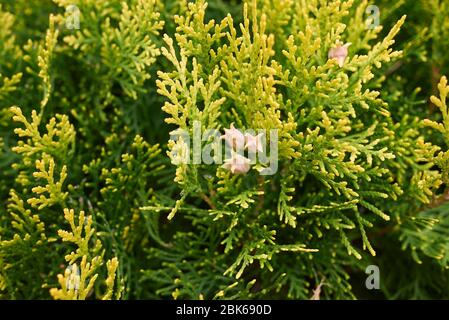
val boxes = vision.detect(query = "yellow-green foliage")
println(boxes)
[2,0,449,300]
[424,76,449,184]
[55,0,164,101]
[50,209,121,300]
[38,15,59,109]
[28,153,68,210]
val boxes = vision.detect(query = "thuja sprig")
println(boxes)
[158,49,226,129]
[58,0,165,101]
[102,257,119,300]
[424,76,449,144]
[100,0,164,100]
[57,209,101,263]
[424,76,449,184]
[10,106,76,161]
[1,190,47,251]
[27,153,68,210]
[50,209,121,300]
[37,14,58,110]
[400,201,449,268]
[0,73,22,103]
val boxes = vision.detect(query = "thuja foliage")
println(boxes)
[1,0,449,300]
